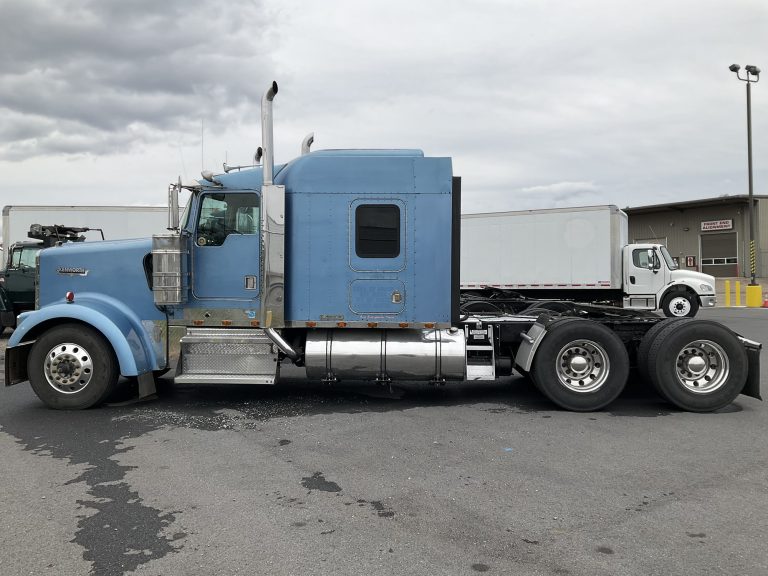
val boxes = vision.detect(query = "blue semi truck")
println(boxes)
[3,82,762,412]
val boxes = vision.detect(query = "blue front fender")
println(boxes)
[8,294,165,376]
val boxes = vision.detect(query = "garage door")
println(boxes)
[701,232,737,277]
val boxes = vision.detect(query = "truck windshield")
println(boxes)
[660,246,678,270]
[12,246,39,268]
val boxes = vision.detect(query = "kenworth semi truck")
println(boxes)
[3,82,762,413]
[460,206,716,318]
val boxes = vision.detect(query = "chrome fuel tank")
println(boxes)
[304,329,466,382]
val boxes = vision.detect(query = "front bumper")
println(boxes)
[701,295,717,308]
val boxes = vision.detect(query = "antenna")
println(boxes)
[201,118,204,170]
[177,140,188,182]
[648,225,658,242]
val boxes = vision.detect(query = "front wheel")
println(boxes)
[530,319,629,411]
[28,324,119,410]
[661,291,699,318]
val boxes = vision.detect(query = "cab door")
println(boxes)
[625,246,665,296]
[4,245,39,309]
[191,191,261,302]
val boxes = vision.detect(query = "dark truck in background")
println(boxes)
[0,225,101,331]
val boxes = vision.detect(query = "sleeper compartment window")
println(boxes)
[355,204,400,258]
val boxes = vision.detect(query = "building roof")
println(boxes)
[625,194,768,214]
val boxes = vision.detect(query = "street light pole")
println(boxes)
[729,64,760,286]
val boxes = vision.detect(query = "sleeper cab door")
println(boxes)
[349,200,406,317]
[191,190,261,301]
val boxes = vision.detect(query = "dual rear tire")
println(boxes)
[530,319,629,411]
[640,320,747,412]
[529,318,747,412]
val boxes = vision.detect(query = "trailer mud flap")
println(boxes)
[741,344,762,401]
[4,341,32,386]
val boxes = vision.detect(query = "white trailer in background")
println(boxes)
[1,205,174,262]
[460,205,717,317]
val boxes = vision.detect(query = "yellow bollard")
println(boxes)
[746,284,762,307]
[724,280,731,307]
[735,281,741,307]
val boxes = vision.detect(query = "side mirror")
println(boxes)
[646,249,655,270]
[168,178,181,230]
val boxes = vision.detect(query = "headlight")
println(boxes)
[700,283,714,293]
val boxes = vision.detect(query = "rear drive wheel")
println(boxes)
[661,291,699,318]
[636,318,690,384]
[646,320,747,412]
[28,324,119,410]
[531,319,629,411]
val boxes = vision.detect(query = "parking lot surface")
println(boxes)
[1,308,767,576]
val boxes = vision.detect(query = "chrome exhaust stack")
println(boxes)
[259,81,286,329]
[301,132,314,155]
[261,81,278,186]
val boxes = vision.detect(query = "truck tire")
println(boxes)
[661,290,699,318]
[646,320,747,412]
[636,318,691,383]
[530,319,629,411]
[28,324,119,410]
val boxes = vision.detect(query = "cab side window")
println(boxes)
[632,249,657,269]
[10,248,22,268]
[196,193,260,247]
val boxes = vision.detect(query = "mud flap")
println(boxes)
[137,371,157,399]
[742,345,762,401]
[4,341,32,386]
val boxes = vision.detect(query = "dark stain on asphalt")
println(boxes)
[355,498,395,518]
[687,532,706,538]
[278,439,292,446]
[56,373,684,433]
[596,546,615,554]
[471,563,490,572]
[369,500,395,518]
[0,402,183,576]
[301,472,342,493]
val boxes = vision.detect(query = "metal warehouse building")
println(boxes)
[625,195,768,278]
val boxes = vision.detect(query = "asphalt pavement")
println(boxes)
[0,308,766,576]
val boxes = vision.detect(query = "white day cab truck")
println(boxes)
[460,206,716,318]
[3,82,761,414]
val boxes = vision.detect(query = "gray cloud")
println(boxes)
[0,0,274,158]
[0,0,766,214]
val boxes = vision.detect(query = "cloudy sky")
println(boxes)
[0,0,766,219]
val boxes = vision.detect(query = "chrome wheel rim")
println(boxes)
[555,339,610,393]
[675,340,729,394]
[43,342,94,394]
[668,296,691,317]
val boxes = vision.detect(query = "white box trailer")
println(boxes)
[462,205,627,289]
[460,205,717,317]
[1,205,174,262]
